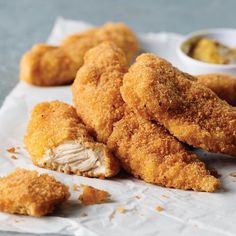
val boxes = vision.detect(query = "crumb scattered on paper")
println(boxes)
[7,147,16,153]
[116,207,126,214]
[209,167,221,178]
[161,194,169,199]
[81,212,88,217]
[135,195,141,199]
[229,172,236,177]
[73,184,78,191]
[155,206,164,212]
[11,155,17,160]
[79,184,110,205]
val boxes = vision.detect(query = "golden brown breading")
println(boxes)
[72,42,128,143]
[108,110,220,192]
[24,101,119,178]
[79,184,110,205]
[72,43,220,192]
[0,168,70,217]
[20,22,139,86]
[121,53,236,156]
[197,73,236,106]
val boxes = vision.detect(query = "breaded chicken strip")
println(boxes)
[108,110,219,192]
[62,22,138,63]
[197,73,236,106]
[72,43,220,192]
[121,54,236,156]
[24,101,119,178]
[0,168,70,217]
[20,22,139,86]
[72,42,128,143]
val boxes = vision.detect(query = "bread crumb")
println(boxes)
[81,212,88,217]
[7,147,16,153]
[73,184,78,191]
[79,184,110,205]
[135,195,141,199]
[116,207,126,214]
[209,167,221,177]
[11,155,17,160]
[155,206,164,212]
[229,172,236,177]
[161,194,169,199]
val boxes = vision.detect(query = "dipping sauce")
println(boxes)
[187,37,236,64]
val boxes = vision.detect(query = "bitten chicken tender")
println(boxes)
[197,73,236,106]
[20,22,139,86]
[121,54,236,156]
[72,43,220,192]
[0,168,70,217]
[79,184,110,205]
[24,101,119,178]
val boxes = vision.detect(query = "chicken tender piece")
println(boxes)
[72,42,128,143]
[197,73,236,106]
[79,184,110,205]
[20,22,139,86]
[121,54,236,156]
[0,168,70,217]
[108,111,219,192]
[72,43,219,192]
[62,22,138,62]
[24,101,119,177]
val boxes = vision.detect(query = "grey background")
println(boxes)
[0,0,236,235]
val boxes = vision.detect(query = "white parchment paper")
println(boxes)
[0,18,236,236]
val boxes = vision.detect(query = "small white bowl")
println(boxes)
[177,28,236,76]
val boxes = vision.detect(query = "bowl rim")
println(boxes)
[177,28,236,69]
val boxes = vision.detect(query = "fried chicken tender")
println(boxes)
[79,184,110,205]
[197,73,236,106]
[108,110,219,192]
[20,22,139,86]
[72,42,128,143]
[121,54,236,156]
[0,168,70,217]
[24,101,119,178]
[72,43,219,192]
[62,22,138,63]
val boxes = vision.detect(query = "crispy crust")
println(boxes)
[73,43,219,192]
[197,73,236,106]
[20,22,139,86]
[0,168,70,217]
[79,184,110,205]
[24,101,119,177]
[121,54,236,156]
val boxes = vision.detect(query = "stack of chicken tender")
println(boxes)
[21,22,236,193]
